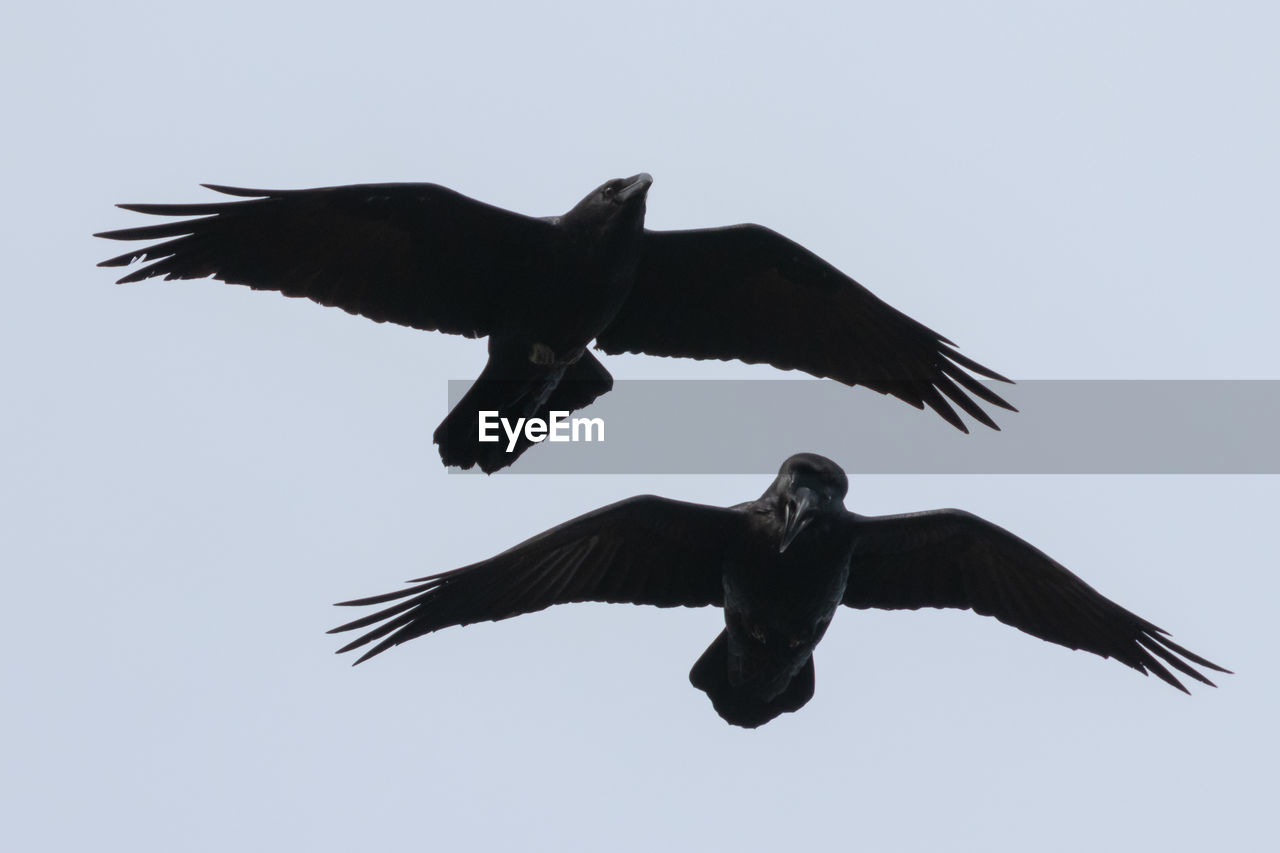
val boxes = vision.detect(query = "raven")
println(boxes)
[329,453,1227,728]
[96,176,1014,472]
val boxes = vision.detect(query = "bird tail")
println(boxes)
[433,341,613,474]
[688,630,816,729]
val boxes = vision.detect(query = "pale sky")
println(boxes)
[4,2,1276,850]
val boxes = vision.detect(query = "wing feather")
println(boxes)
[329,496,740,663]
[842,509,1228,690]
[597,225,1014,432]
[96,182,557,338]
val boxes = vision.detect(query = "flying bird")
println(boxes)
[96,176,1014,472]
[329,453,1228,728]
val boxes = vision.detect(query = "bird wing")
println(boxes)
[329,496,742,663]
[595,225,1014,431]
[95,183,558,338]
[841,509,1229,691]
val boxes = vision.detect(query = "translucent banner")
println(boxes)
[444,379,1280,474]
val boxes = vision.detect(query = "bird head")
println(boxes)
[768,454,849,553]
[563,173,653,231]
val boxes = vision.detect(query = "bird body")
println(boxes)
[712,460,854,700]
[689,517,852,727]
[329,454,1228,728]
[97,175,1015,472]
[504,173,651,360]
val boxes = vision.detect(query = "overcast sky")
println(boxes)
[4,2,1277,850]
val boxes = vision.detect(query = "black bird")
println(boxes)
[329,453,1228,728]
[96,176,1015,472]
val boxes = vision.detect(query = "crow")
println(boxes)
[329,453,1228,727]
[96,176,1014,472]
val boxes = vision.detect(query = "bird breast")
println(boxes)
[723,525,851,647]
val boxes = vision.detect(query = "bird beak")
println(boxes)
[780,487,819,553]
[616,173,653,202]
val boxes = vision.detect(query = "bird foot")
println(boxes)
[529,343,556,365]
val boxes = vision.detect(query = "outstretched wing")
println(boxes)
[330,496,742,663]
[596,225,1014,432]
[842,509,1229,691]
[96,182,557,338]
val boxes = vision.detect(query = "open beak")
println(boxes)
[779,486,819,553]
[616,173,653,202]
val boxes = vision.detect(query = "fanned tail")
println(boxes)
[433,339,612,474]
[688,630,816,729]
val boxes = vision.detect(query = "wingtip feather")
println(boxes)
[115,267,155,284]
[941,345,1014,384]
[200,183,276,197]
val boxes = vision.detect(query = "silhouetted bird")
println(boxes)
[96,176,1014,472]
[329,453,1228,727]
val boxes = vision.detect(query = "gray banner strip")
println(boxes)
[445,380,1280,474]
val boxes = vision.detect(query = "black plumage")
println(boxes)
[330,453,1228,727]
[96,176,1014,472]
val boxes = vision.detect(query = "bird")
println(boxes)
[96,175,1015,473]
[328,453,1228,728]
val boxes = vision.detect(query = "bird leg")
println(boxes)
[528,343,587,367]
[528,342,557,365]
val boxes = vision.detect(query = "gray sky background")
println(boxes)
[4,2,1277,850]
